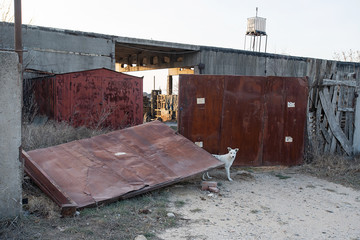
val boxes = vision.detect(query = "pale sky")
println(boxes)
[3,0,360,92]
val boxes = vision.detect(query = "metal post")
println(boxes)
[14,0,22,65]
[244,35,246,50]
[167,75,173,95]
[265,35,268,53]
[259,36,262,52]
[252,36,255,51]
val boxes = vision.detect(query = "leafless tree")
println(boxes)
[333,49,360,62]
[0,0,14,22]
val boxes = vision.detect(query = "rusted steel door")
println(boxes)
[178,75,225,154]
[178,75,308,166]
[220,76,265,166]
[33,68,143,129]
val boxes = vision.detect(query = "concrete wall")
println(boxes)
[198,46,360,86]
[0,51,22,220]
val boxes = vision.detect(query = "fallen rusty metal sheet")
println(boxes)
[22,121,223,214]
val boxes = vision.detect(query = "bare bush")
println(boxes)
[301,152,360,189]
[22,120,109,151]
[333,49,360,62]
[0,0,13,22]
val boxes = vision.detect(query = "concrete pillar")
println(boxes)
[0,51,23,220]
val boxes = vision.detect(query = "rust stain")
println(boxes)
[22,121,223,214]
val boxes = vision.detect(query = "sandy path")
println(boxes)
[158,168,360,240]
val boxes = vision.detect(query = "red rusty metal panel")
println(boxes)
[284,78,309,165]
[220,76,266,166]
[178,75,308,166]
[262,77,309,165]
[33,76,56,117]
[33,68,143,129]
[23,121,223,211]
[281,77,308,165]
[262,77,286,166]
[69,73,103,128]
[178,75,225,154]
[55,74,72,123]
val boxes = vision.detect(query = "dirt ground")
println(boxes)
[158,168,360,240]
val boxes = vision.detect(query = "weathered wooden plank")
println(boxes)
[338,107,354,112]
[348,112,354,145]
[353,87,360,154]
[319,88,353,155]
[329,86,339,154]
[346,87,355,144]
[315,98,322,138]
[320,121,331,144]
[308,111,317,137]
[322,79,356,87]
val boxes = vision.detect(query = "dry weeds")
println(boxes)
[21,119,109,151]
[0,120,179,240]
[299,154,360,189]
[1,187,177,240]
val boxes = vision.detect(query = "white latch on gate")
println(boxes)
[285,136,293,143]
[287,102,295,108]
[197,98,205,104]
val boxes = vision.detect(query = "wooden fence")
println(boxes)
[307,72,359,157]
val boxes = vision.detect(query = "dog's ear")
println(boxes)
[227,147,231,152]
[235,148,239,152]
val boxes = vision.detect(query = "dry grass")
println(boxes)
[300,154,360,189]
[21,119,109,151]
[0,119,180,239]
[1,188,177,240]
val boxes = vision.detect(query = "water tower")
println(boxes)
[244,7,267,52]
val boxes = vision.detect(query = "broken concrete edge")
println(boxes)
[22,150,77,217]
[22,149,222,217]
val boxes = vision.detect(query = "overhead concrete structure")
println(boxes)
[1,21,359,81]
[0,51,23,220]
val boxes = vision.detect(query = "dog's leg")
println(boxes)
[202,172,207,181]
[202,172,213,180]
[225,166,233,181]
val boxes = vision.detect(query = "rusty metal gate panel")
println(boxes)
[262,77,285,166]
[220,76,266,166]
[178,75,225,154]
[33,68,143,129]
[178,75,308,166]
[22,121,223,214]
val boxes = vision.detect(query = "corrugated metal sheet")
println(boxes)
[32,68,143,129]
[22,121,223,215]
[178,75,308,166]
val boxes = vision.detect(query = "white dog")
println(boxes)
[203,147,239,181]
